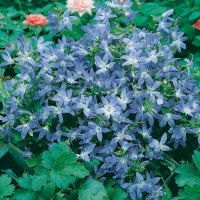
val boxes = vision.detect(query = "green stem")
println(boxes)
[163,152,180,167]
[16,0,23,11]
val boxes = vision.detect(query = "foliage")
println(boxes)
[0,0,199,200]
[172,150,200,200]
[0,142,112,199]
[135,0,200,83]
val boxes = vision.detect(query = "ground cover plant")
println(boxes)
[0,0,200,199]
[133,0,200,84]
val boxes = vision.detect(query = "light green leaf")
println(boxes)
[140,3,167,16]
[0,31,9,41]
[31,174,49,191]
[42,142,70,169]
[50,169,73,188]
[79,179,109,200]
[17,174,32,190]
[134,13,148,27]
[192,150,200,172]
[14,189,37,200]
[64,162,89,178]
[109,189,127,200]
[175,163,200,187]
[0,174,15,197]
[189,12,200,21]
[26,157,41,167]
[181,8,191,17]
[185,185,200,200]
[1,169,18,181]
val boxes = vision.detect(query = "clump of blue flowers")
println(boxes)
[0,0,200,199]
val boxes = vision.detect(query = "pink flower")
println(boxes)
[118,0,126,2]
[192,19,200,30]
[66,0,95,17]
[23,14,48,26]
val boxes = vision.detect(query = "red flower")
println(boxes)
[23,14,48,26]
[192,19,200,30]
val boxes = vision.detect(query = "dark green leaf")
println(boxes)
[180,24,196,40]
[192,36,200,46]
[185,185,200,200]
[162,180,172,200]
[54,192,66,200]
[79,179,109,200]
[0,145,8,159]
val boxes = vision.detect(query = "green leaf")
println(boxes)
[50,169,73,188]
[26,157,40,167]
[42,142,70,169]
[18,174,32,190]
[105,179,127,200]
[162,180,172,200]
[180,24,196,40]
[134,13,148,27]
[192,151,200,172]
[40,183,55,199]
[139,3,167,16]
[42,142,88,188]
[181,8,191,17]
[189,12,200,21]
[31,174,49,191]
[6,143,34,174]
[175,163,200,187]
[9,31,23,42]
[185,185,200,200]
[79,179,109,200]
[64,162,89,178]
[109,189,127,200]
[14,189,37,200]
[0,31,9,41]
[1,169,18,181]
[54,192,65,200]
[192,36,200,47]
[18,173,49,192]
[83,159,100,174]
[0,145,8,159]
[0,174,15,197]
[69,190,78,200]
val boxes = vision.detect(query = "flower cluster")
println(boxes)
[0,0,200,199]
